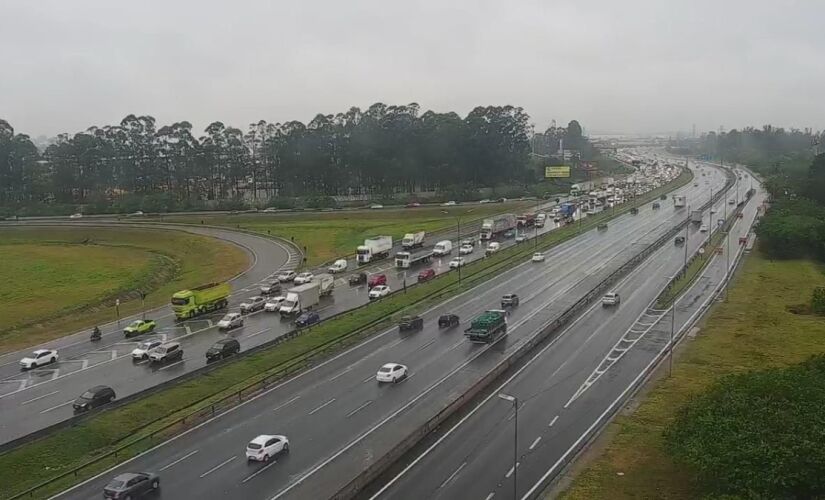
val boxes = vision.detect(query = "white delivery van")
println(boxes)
[433,240,453,256]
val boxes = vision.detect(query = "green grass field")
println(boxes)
[166,202,532,265]
[0,227,248,352]
[558,253,825,500]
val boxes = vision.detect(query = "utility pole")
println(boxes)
[498,393,519,500]
[670,298,675,377]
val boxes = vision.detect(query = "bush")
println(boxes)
[665,355,825,499]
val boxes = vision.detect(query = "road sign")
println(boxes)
[545,166,571,178]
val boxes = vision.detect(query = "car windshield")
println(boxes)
[129,321,141,327]
[156,347,167,353]
[106,479,126,489]
[80,391,95,399]
[248,442,262,450]
[170,297,188,305]
[138,342,155,349]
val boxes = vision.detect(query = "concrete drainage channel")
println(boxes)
[335,166,737,500]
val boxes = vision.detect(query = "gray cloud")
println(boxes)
[1,0,823,137]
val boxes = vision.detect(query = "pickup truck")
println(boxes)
[123,319,157,338]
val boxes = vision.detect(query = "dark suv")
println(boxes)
[103,472,160,499]
[205,338,241,362]
[398,315,424,331]
[501,293,520,308]
[73,385,115,412]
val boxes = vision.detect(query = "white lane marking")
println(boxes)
[328,367,353,382]
[244,328,270,339]
[415,339,436,352]
[346,400,373,418]
[272,396,301,413]
[439,461,467,489]
[485,493,495,500]
[242,459,279,483]
[199,455,236,478]
[157,359,186,371]
[159,450,199,471]
[548,415,559,427]
[529,436,542,451]
[39,399,74,414]
[308,398,336,415]
[505,462,519,478]
[21,390,60,405]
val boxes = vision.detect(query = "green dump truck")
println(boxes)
[464,309,508,343]
[171,282,231,320]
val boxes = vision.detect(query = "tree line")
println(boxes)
[0,103,552,214]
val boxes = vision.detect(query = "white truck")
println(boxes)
[673,194,686,208]
[356,236,393,264]
[395,249,434,269]
[535,213,546,228]
[480,214,517,241]
[312,273,335,297]
[401,231,425,250]
[279,282,320,315]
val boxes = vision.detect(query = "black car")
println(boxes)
[438,314,460,328]
[205,338,241,362]
[630,207,639,215]
[295,311,321,327]
[501,293,520,308]
[398,315,424,331]
[103,472,160,499]
[660,194,667,200]
[349,272,367,286]
[675,236,686,245]
[73,385,116,412]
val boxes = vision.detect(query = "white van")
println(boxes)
[328,259,348,273]
[485,242,501,256]
[433,240,453,256]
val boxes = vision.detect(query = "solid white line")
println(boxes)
[328,368,352,382]
[158,359,186,371]
[439,461,467,488]
[39,399,74,414]
[308,398,336,415]
[272,396,300,413]
[21,390,60,405]
[242,459,279,483]
[346,400,373,418]
[529,436,542,451]
[548,415,559,427]
[199,455,236,478]
[159,450,199,471]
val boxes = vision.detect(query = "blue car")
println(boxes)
[295,311,320,327]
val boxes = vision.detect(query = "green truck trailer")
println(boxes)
[171,282,231,320]
[464,309,508,343]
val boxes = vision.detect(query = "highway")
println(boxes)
[52,162,726,500]
[0,193,605,444]
[368,164,761,500]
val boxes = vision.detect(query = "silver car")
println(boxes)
[239,296,266,314]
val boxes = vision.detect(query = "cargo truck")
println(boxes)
[535,213,546,227]
[673,194,687,208]
[516,213,536,228]
[279,282,320,315]
[690,210,703,224]
[401,231,426,250]
[395,249,434,269]
[558,203,576,220]
[480,214,517,241]
[171,282,231,320]
[312,273,335,297]
[356,236,393,264]
[464,309,508,343]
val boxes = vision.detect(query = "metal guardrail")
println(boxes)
[4,170,692,500]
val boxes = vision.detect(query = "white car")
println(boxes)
[294,272,314,285]
[370,204,384,210]
[328,259,348,274]
[217,312,244,329]
[263,207,278,213]
[20,349,58,370]
[459,244,474,255]
[369,285,391,300]
[531,252,545,263]
[69,213,82,219]
[131,339,164,359]
[515,234,528,243]
[246,434,289,462]
[478,199,492,204]
[264,297,286,312]
[449,257,466,269]
[485,242,501,255]
[239,296,266,313]
[277,270,297,282]
[441,200,457,206]
[376,363,408,383]
[699,224,708,232]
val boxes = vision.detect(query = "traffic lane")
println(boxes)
[54,204,660,500]
[0,223,295,365]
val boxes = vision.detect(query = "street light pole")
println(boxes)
[498,393,518,499]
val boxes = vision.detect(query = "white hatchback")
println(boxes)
[246,434,289,462]
[531,252,545,263]
[294,272,314,285]
[264,297,286,312]
[131,339,164,360]
[369,285,391,300]
[376,363,408,383]
[459,244,474,255]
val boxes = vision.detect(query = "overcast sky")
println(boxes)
[1,0,823,138]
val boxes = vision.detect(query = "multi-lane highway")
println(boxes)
[368,164,761,500]
[0,195,596,444]
[51,162,726,500]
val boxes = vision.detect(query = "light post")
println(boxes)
[498,393,518,499]
[442,208,474,288]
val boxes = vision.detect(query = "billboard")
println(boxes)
[545,166,571,178]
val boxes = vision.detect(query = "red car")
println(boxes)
[417,268,436,282]
[368,273,387,288]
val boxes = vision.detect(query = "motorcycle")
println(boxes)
[90,327,102,342]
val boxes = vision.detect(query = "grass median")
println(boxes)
[0,227,248,353]
[0,170,693,499]
[557,253,825,500]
